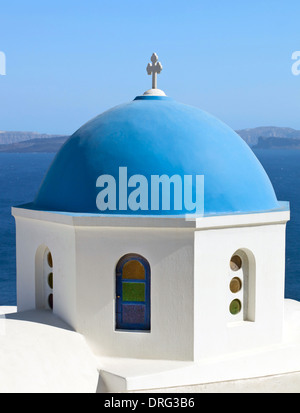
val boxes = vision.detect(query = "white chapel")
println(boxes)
[2,53,300,392]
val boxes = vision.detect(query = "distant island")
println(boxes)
[0,132,69,153]
[1,127,300,153]
[236,127,300,149]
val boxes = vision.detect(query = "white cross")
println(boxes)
[146,53,163,89]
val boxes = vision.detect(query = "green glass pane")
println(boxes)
[123,282,145,302]
[229,299,242,315]
[48,273,53,289]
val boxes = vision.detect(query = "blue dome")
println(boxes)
[33,95,280,216]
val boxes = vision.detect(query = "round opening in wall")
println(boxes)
[229,299,242,315]
[230,255,242,271]
[48,294,53,310]
[47,252,53,268]
[48,273,53,289]
[229,277,242,293]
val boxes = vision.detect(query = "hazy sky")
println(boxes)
[0,0,300,135]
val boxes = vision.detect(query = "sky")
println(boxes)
[0,0,300,135]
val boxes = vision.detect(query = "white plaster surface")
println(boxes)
[0,307,98,393]
[0,300,300,392]
[97,299,300,392]
[132,371,300,393]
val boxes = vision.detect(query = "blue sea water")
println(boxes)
[0,153,55,304]
[253,149,300,301]
[0,150,299,305]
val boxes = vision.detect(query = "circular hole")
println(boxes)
[48,294,53,310]
[48,273,53,289]
[230,255,242,271]
[229,277,242,293]
[229,299,242,315]
[47,252,53,268]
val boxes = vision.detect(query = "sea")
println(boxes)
[0,150,300,305]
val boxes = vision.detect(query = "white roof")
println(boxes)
[0,307,98,393]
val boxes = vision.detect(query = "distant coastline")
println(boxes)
[1,126,300,153]
[0,135,69,153]
[236,126,300,150]
[0,133,69,153]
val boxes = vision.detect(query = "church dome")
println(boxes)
[33,94,280,216]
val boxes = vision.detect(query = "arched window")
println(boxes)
[228,249,256,322]
[35,246,53,311]
[115,254,150,331]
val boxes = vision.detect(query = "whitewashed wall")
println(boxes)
[75,226,195,361]
[194,219,287,359]
[13,208,289,362]
[13,214,77,328]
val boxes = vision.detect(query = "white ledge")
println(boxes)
[12,204,290,230]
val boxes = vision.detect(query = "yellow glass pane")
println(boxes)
[122,260,145,280]
[229,277,242,293]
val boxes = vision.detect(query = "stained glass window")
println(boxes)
[43,248,54,312]
[116,254,150,331]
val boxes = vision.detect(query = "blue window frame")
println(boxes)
[116,253,150,331]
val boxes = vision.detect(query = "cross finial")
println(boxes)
[146,53,163,89]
